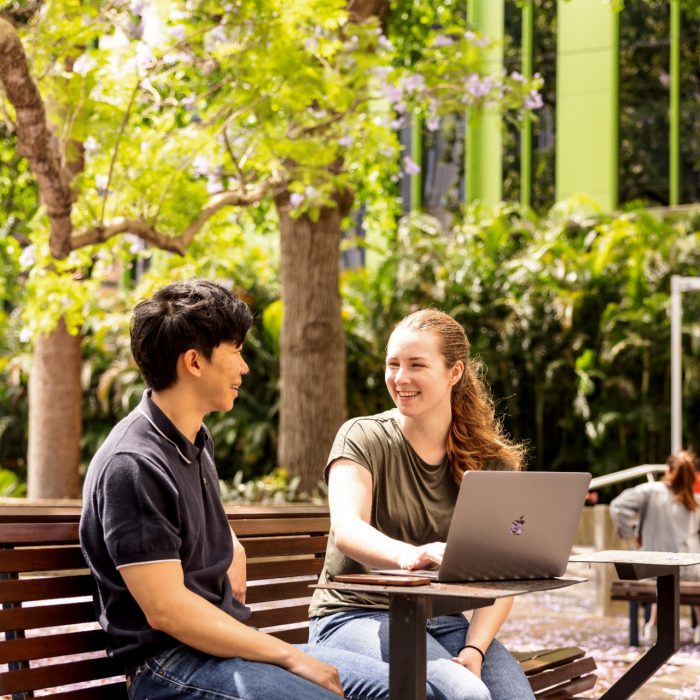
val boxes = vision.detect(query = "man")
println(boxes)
[80,279,389,699]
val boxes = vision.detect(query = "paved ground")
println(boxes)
[497,561,700,699]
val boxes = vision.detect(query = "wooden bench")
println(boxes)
[610,578,700,646]
[0,505,597,699]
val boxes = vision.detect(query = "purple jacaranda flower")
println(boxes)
[206,176,222,194]
[432,34,454,48]
[426,116,440,132]
[466,74,492,98]
[391,118,405,130]
[524,90,544,110]
[289,193,305,207]
[338,135,354,148]
[378,35,394,51]
[73,54,95,76]
[169,25,186,41]
[192,155,210,177]
[124,234,143,254]
[511,71,525,82]
[401,73,425,94]
[136,42,156,70]
[208,25,228,46]
[372,66,391,79]
[402,156,421,176]
[180,94,196,109]
[19,244,35,269]
[382,84,404,105]
[95,174,109,196]
[129,0,145,14]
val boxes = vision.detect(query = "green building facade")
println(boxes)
[409,0,699,214]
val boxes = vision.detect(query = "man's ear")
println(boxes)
[180,349,202,378]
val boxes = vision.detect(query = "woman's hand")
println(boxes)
[452,646,483,678]
[399,541,445,570]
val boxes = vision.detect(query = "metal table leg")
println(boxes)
[389,593,428,700]
[601,573,680,699]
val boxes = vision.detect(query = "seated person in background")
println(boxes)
[610,449,700,644]
[80,279,391,700]
[308,309,535,700]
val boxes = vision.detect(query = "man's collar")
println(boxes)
[137,390,207,464]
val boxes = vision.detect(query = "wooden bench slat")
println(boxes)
[0,522,80,545]
[269,626,309,644]
[528,657,597,692]
[247,558,324,581]
[0,601,97,633]
[246,576,316,604]
[0,655,123,694]
[611,579,700,604]
[249,602,311,629]
[0,628,108,664]
[0,547,88,574]
[0,573,94,603]
[40,681,128,700]
[243,535,328,558]
[516,647,584,674]
[536,673,597,699]
[232,517,330,537]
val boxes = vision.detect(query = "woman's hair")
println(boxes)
[393,309,525,483]
[665,449,699,511]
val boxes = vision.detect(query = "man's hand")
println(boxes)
[228,527,247,602]
[286,649,345,697]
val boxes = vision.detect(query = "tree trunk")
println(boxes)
[274,190,352,494]
[28,319,82,498]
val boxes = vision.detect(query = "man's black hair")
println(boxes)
[130,279,253,391]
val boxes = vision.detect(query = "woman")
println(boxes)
[308,309,533,700]
[610,450,700,644]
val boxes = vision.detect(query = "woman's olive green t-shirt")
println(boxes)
[308,410,459,618]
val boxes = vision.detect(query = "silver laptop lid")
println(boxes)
[437,471,591,582]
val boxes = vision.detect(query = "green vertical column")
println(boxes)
[466,0,504,205]
[556,0,618,211]
[520,0,534,208]
[410,112,423,211]
[670,0,681,206]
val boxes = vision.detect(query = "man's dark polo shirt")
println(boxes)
[79,390,250,670]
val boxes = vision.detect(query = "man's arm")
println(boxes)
[119,561,342,696]
[229,526,247,602]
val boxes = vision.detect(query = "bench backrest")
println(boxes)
[0,506,329,699]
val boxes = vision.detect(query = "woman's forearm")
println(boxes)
[465,596,514,651]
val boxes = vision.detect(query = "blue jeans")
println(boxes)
[309,611,534,700]
[126,643,390,699]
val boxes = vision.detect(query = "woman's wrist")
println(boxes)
[458,643,485,663]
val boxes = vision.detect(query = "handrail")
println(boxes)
[589,464,666,491]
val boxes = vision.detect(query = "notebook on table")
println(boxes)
[373,470,591,583]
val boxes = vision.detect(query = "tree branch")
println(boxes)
[71,179,281,253]
[0,16,74,259]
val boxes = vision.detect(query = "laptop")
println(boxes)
[374,470,591,582]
